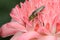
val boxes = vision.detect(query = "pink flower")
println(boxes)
[0,0,60,40]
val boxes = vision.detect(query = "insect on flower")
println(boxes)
[29,6,45,20]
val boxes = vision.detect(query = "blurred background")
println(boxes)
[0,0,24,40]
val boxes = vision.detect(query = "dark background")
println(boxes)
[0,0,24,40]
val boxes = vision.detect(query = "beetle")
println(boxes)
[29,6,45,20]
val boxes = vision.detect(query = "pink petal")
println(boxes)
[38,35,57,40]
[1,21,27,37]
[10,5,24,24]
[10,31,39,40]
[56,32,60,40]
